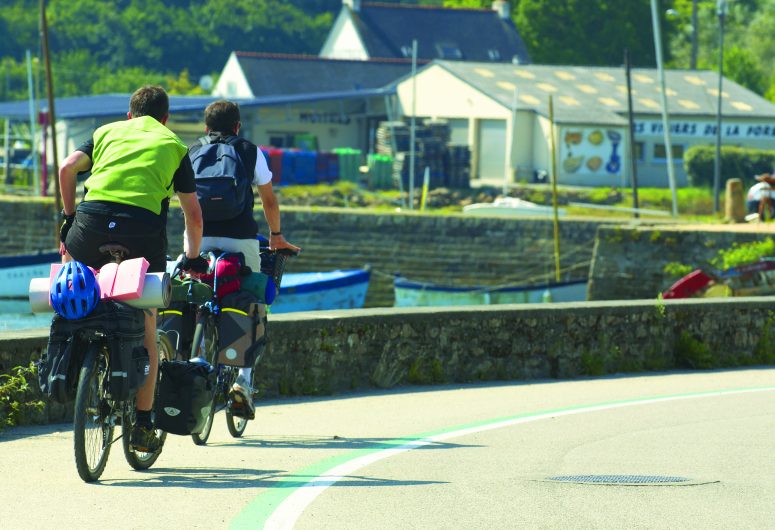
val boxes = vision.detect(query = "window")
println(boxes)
[226,81,237,97]
[653,143,684,161]
[488,49,501,61]
[633,141,645,162]
[436,43,463,60]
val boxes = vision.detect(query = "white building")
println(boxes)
[394,61,775,187]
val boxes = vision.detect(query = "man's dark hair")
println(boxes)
[129,85,169,121]
[204,100,241,133]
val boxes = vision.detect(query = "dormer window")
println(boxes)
[488,49,501,61]
[436,43,463,60]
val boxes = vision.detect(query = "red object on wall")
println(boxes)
[661,269,712,299]
[268,148,283,184]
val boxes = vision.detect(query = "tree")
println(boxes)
[515,0,661,67]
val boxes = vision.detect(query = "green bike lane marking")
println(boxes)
[230,385,775,530]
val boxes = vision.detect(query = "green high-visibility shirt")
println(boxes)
[84,116,187,215]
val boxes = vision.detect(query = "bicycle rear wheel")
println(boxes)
[192,318,218,446]
[73,343,114,483]
[122,332,173,470]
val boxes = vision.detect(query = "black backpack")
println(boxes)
[190,136,251,221]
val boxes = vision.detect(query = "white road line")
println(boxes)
[263,386,775,530]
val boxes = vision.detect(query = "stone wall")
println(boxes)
[588,225,775,300]
[3,297,774,424]
[0,197,605,306]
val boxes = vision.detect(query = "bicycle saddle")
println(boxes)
[99,243,130,260]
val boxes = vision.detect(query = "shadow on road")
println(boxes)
[100,466,447,489]
[204,434,481,451]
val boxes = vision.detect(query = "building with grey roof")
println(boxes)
[321,0,530,65]
[395,61,775,187]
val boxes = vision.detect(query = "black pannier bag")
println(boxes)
[154,360,216,435]
[38,301,148,403]
[157,301,197,359]
[217,290,266,367]
[38,326,87,403]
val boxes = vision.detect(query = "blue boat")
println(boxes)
[272,269,371,313]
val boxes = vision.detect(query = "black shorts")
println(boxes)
[65,210,168,273]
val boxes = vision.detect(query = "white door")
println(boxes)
[478,119,506,180]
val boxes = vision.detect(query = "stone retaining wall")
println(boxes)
[587,225,775,300]
[0,197,605,307]
[3,297,774,425]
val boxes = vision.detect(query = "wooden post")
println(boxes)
[549,96,561,283]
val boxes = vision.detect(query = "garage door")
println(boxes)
[478,119,506,180]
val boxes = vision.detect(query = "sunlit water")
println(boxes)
[0,299,53,331]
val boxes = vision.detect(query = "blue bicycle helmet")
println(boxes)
[50,260,101,320]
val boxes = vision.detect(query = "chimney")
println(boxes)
[492,0,511,19]
[344,0,361,12]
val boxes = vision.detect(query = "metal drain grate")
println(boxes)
[546,474,690,485]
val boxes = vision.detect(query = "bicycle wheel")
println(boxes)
[192,318,218,446]
[225,366,249,438]
[122,333,173,470]
[73,343,114,483]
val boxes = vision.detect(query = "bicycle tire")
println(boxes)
[122,332,173,470]
[73,343,113,483]
[225,363,249,438]
[192,318,218,446]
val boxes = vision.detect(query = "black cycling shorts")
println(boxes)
[65,211,168,273]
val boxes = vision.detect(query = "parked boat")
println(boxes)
[0,251,60,298]
[463,197,566,217]
[393,276,587,307]
[662,258,775,299]
[272,269,371,313]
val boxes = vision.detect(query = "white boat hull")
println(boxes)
[394,278,587,307]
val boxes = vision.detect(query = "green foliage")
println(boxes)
[0,0,335,100]
[684,144,775,187]
[675,331,714,369]
[710,238,775,269]
[663,262,694,279]
[515,0,658,66]
[0,363,45,430]
[724,46,768,95]
[753,311,775,364]
[407,357,445,385]
[580,351,606,376]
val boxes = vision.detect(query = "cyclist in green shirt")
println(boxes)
[58,85,208,452]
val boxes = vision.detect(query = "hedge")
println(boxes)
[684,144,775,187]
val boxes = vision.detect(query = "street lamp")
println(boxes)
[713,0,729,214]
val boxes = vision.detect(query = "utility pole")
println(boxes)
[714,0,728,215]
[690,0,699,70]
[40,0,61,214]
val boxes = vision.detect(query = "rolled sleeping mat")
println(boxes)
[29,272,171,313]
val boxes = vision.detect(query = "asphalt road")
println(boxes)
[1,368,774,529]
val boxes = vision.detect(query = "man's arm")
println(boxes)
[257,182,300,251]
[177,191,203,258]
[59,151,92,215]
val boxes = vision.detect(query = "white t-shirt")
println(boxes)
[253,151,272,186]
[747,182,772,201]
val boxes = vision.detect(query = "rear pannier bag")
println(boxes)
[38,301,148,403]
[38,327,87,403]
[217,290,267,367]
[157,301,197,359]
[154,360,216,435]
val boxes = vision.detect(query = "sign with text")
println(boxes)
[634,120,775,139]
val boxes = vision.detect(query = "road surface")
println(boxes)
[1,368,773,529]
